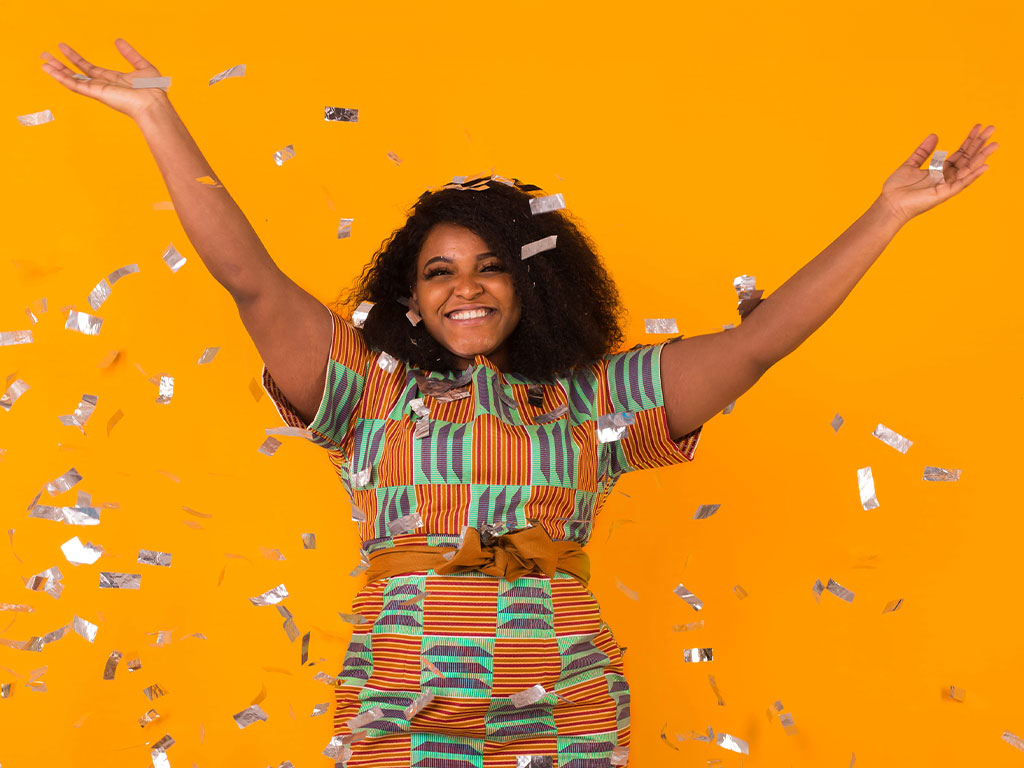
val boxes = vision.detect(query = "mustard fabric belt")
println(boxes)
[363,525,591,589]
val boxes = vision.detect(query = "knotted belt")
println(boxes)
[363,525,591,589]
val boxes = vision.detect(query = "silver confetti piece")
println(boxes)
[923,466,961,482]
[138,550,172,567]
[47,467,83,496]
[143,683,167,700]
[0,378,30,411]
[872,423,913,454]
[831,413,844,432]
[312,702,329,716]
[644,318,679,334]
[1002,731,1024,751]
[258,437,283,456]
[672,620,704,632]
[100,572,141,589]
[387,151,401,164]
[510,684,546,708]
[615,579,638,600]
[352,301,374,328]
[858,467,879,510]
[337,218,354,238]
[312,671,336,685]
[233,703,269,728]
[722,400,735,415]
[250,583,289,606]
[596,412,634,443]
[413,417,430,439]
[403,690,435,720]
[162,244,186,273]
[73,615,98,643]
[826,577,855,603]
[59,393,99,433]
[139,709,160,726]
[132,76,171,90]
[928,150,948,182]
[351,465,371,488]
[0,330,33,346]
[389,511,422,536]
[683,647,713,663]
[322,736,351,761]
[338,612,367,625]
[156,375,174,405]
[733,585,748,599]
[406,308,421,326]
[409,398,430,418]
[152,734,174,752]
[324,107,359,122]
[88,279,113,310]
[302,533,316,549]
[282,617,299,642]
[346,706,384,730]
[716,732,749,755]
[529,193,565,215]
[610,745,629,765]
[534,404,568,424]
[949,685,966,702]
[151,749,171,768]
[65,310,103,335]
[378,351,400,373]
[520,235,558,260]
[708,675,725,706]
[882,598,903,613]
[103,650,122,679]
[266,426,314,439]
[197,347,220,364]
[517,756,554,768]
[693,504,721,520]
[812,579,824,601]
[17,109,55,126]
[61,536,104,565]
[209,64,246,85]
[673,583,704,611]
[733,275,757,299]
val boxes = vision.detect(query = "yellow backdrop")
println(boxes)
[1,0,1018,765]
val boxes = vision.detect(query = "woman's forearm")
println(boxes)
[740,196,906,370]
[134,93,283,302]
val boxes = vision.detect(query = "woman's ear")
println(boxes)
[408,289,419,314]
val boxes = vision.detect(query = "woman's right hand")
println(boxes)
[40,39,168,122]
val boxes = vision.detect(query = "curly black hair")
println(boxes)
[332,175,627,381]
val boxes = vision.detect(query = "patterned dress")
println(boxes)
[262,303,703,767]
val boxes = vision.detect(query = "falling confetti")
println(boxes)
[0,330,33,346]
[924,466,962,481]
[693,504,721,520]
[858,467,879,510]
[683,648,713,663]
[872,423,913,454]
[65,310,103,336]
[17,109,55,126]
[233,704,269,728]
[324,107,359,122]
[209,64,246,85]
[272,144,296,166]
[826,577,855,603]
[673,583,704,611]
[162,244,186,273]
[520,235,558,260]
[831,413,845,432]
[644,318,679,334]
[883,598,903,613]
[250,584,289,606]
[529,193,565,215]
[197,347,220,364]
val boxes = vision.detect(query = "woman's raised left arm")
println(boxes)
[662,124,998,441]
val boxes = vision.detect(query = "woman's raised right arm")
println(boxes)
[42,39,333,424]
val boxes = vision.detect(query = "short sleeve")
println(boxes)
[597,340,702,474]
[261,302,372,453]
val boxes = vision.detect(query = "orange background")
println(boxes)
[1,1,1020,765]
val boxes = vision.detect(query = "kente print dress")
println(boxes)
[262,303,703,767]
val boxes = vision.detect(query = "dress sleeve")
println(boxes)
[596,340,703,474]
[261,302,372,453]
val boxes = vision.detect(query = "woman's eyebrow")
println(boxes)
[423,251,496,268]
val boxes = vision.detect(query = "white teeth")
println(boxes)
[448,308,491,320]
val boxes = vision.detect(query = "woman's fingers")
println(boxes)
[57,42,119,82]
[113,38,154,71]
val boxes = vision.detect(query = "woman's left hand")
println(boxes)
[879,123,998,224]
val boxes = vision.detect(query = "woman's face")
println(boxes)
[410,222,522,371]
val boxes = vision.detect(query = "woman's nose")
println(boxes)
[454,274,484,298]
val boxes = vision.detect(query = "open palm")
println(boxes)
[880,124,998,224]
[40,39,167,121]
